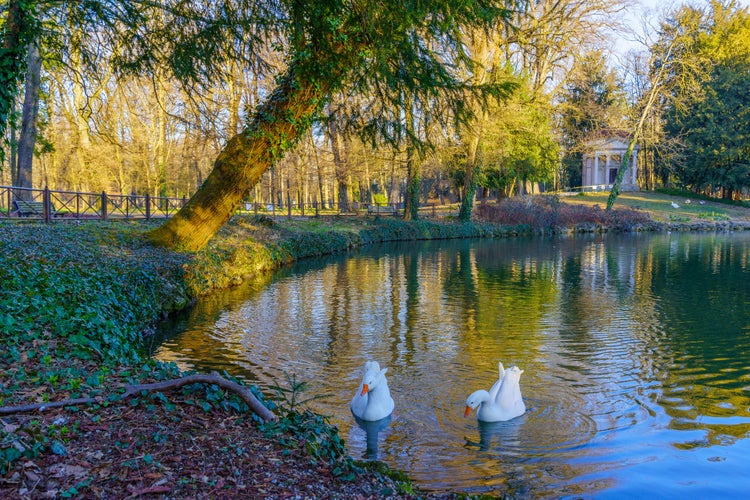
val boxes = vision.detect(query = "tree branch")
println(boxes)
[0,373,277,422]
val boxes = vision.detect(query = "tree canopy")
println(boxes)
[656,0,750,198]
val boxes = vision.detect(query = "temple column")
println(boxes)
[594,155,600,185]
[605,155,611,184]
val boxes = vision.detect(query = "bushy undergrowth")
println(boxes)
[475,195,653,231]
[0,222,192,365]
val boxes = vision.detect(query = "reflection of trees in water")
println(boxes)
[153,232,750,464]
[643,234,750,446]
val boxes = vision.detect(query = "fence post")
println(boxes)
[145,193,151,220]
[43,186,51,223]
[101,191,108,220]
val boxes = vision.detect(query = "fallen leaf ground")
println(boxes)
[1,364,458,499]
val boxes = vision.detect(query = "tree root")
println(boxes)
[0,373,277,422]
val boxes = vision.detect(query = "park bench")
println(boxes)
[367,204,397,216]
[13,199,56,218]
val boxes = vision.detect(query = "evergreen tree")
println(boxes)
[658,0,750,197]
[558,51,626,189]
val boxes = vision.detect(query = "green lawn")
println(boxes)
[561,191,750,223]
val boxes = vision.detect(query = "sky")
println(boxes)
[611,0,750,57]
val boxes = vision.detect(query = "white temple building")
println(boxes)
[581,134,639,191]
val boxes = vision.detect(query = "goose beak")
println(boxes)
[360,384,369,396]
[464,405,473,417]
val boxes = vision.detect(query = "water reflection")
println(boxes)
[352,414,392,459]
[152,231,750,497]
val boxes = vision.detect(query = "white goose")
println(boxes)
[351,360,394,421]
[465,363,526,422]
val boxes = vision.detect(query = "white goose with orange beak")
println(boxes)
[351,360,394,421]
[465,363,526,422]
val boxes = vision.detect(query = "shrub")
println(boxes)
[475,195,653,231]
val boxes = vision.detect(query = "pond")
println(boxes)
[151,231,750,497]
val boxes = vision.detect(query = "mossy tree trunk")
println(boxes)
[458,133,481,221]
[16,40,41,197]
[403,147,420,221]
[1,0,37,163]
[146,54,354,251]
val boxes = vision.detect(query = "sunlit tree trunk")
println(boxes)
[403,146,420,221]
[16,40,41,196]
[9,99,18,186]
[402,95,421,221]
[607,43,672,209]
[459,130,482,221]
[16,40,41,187]
[328,119,350,212]
[309,130,324,209]
[156,73,169,197]
[458,29,493,222]
[146,49,356,250]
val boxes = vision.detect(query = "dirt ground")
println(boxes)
[1,376,458,499]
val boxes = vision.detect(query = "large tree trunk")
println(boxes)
[328,119,350,212]
[1,0,37,167]
[16,40,42,195]
[458,132,481,221]
[10,99,18,186]
[403,147,420,221]
[402,99,420,221]
[146,58,351,251]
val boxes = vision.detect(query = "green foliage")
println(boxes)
[355,460,421,496]
[658,1,750,194]
[0,0,40,160]
[247,213,276,227]
[480,76,559,194]
[0,222,192,365]
[372,193,388,206]
[0,415,69,475]
[260,374,353,476]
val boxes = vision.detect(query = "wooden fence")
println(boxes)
[0,185,459,222]
[0,186,186,222]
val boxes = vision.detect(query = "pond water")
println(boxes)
[151,231,750,497]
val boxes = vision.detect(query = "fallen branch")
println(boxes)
[121,373,277,422]
[0,397,99,415]
[0,373,277,422]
